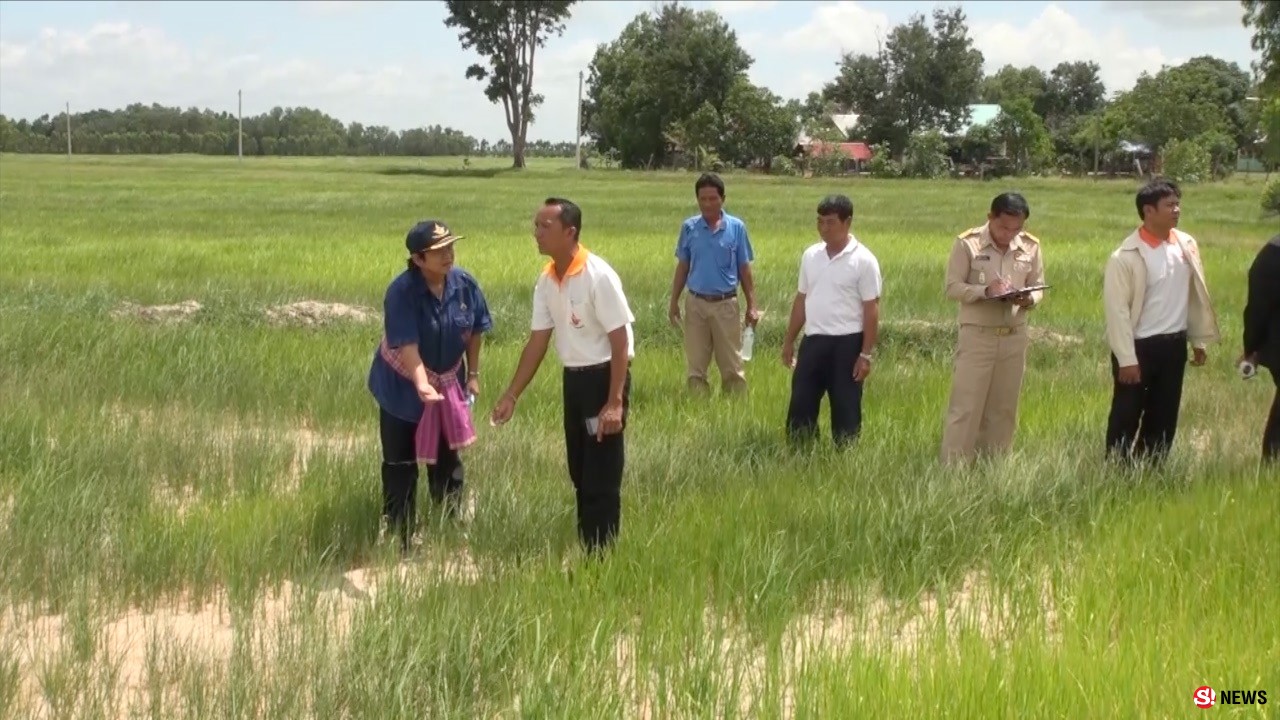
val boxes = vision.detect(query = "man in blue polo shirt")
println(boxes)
[667,173,759,395]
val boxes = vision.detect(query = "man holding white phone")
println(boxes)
[1240,234,1280,462]
[490,197,636,554]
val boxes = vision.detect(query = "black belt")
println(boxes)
[690,290,737,302]
[1136,331,1188,343]
[564,361,630,372]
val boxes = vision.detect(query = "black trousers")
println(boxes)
[379,408,464,548]
[1263,369,1280,463]
[562,363,630,553]
[1105,332,1188,463]
[786,333,864,446]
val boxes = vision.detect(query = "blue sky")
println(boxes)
[0,0,1260,143]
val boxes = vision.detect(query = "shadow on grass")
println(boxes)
[375,166,515,179]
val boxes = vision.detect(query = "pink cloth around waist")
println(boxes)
[379,338,477,465]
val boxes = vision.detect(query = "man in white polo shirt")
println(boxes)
[1103,177,1219,464]
[490,197,636,553]
[781,194,882,446]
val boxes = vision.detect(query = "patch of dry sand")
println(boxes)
[3,547,481,720]
[263,301,377,327]
[0,493,12,533]
[110,300,203,324]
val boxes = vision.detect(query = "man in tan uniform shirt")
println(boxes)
[941,192,1046,464]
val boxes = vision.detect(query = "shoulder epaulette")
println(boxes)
[1019,231,1041,245]
[957,226,983,240]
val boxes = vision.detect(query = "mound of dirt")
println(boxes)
[264,301,377,327]
[110,300,203,323]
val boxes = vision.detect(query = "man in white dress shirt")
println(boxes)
[490,197,636,553]
[781,194,882,446]
[1103,177,1220,464]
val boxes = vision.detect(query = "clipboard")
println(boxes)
[989,284,1051,300]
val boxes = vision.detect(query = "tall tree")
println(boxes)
[718,77,798,168]
[583,3,787,169]
[994,97,1054,173]
[1243,0,1280,95]
[1042,61,1106,128]
[1109,56,1252,157]
[978,65,1047,108]
[443,0,577,169]
[822,7,983,156]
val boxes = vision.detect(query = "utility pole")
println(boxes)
[575,70,583,170]
[65,102,71,159]
[238,89,243,161]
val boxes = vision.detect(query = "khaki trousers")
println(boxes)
[940,324,1029,463]
[684,294,746,393]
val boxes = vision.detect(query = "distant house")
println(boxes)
[793,112,874,172]
[794,141,874,173]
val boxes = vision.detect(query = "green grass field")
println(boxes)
[0,153,1276,719]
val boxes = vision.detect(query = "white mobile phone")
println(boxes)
[585,416,599,434]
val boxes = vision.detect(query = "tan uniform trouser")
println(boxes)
[684,294,746,393]
[940,324,1029,463]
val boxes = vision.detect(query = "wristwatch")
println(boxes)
[859,353,873,362]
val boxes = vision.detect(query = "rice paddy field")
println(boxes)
[0,153,1276,719]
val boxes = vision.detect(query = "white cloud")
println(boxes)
[779,2,891,55]
[296,1,378,16]
[706,1,779,15]
[0,20,598,143]
[1102,0,1245,28]
[970,4,1171,96]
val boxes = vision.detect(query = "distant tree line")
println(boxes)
[0,103,577,158]
[581,2,1280,181]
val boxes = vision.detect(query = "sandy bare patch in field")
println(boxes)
[3,547,480,720]
[263,300,377,327]
[110,300,203,324]
[0,493,13,533]
[611,569,1061,719]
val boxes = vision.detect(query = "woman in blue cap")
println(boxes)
[368,219,493,551]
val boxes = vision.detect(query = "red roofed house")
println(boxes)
[792,112,874,174]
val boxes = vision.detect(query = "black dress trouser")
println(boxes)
[1105,331,1188,463]
[562,363,630,553]
[379,408,463,548]
[786,333,865,446]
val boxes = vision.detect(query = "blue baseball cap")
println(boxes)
[406,220,463,254]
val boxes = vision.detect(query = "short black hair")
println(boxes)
[544,197,582,239]
[1136,177,1181,220]
[816,194,853,221]
[990,192,1030,219]
[695,173,725,198]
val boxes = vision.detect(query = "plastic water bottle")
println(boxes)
[741,326,755,362]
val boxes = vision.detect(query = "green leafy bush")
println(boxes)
[1161,139,1211,184]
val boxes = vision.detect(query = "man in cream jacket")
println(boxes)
[1103,177,1220,464]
